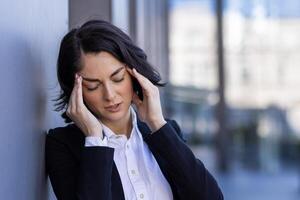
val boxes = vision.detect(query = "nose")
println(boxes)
[103,83,116,101]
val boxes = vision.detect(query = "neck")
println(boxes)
[101,108,132,139]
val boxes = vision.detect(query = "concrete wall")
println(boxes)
[0,0,68,199]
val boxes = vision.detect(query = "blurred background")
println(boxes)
[167,0,300,199]
[0,0,299,199]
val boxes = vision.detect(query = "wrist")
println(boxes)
[87,133,103,138]
[148,118,167,132]
[86,128,103,138]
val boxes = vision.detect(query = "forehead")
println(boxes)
[80,51,123,76]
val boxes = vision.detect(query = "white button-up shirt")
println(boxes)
[85,106,173,200]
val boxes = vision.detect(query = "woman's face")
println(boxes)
[79,51,134,124]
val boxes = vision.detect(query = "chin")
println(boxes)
[104,112,125,122]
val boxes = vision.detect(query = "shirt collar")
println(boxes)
[101,105,138,140]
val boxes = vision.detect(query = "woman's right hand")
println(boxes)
[66,74,103,138]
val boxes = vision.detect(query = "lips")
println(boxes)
[105,103,122,112]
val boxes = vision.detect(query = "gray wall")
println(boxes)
[69,0,111,29]
[0,0,68,199]
[0,0,169,198]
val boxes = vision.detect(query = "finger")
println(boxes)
[126,67,134,76]
[126,67,147,91]
[69,74,79,112]
[75,76,84,109]
[131,68,155,93]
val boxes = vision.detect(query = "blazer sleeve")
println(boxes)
[144,120,224,200]
[45,129,115,200]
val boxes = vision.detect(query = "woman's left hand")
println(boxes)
[126,67,166,132]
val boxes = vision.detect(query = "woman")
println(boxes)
[45,20,223,200]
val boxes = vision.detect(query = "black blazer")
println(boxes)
[45,117,223,200]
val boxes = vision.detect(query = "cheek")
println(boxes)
[82,91,103,108]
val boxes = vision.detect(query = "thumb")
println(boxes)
[132,92,142,107]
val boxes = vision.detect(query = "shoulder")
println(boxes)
[166,119,180,132]
[136,116,186,142]
[47,123,82,136]
[46,123,85,149]
[45,123,86,166]
[165,119,187,142]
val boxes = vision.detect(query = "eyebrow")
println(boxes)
[81,66,125,83]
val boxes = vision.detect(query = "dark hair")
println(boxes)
[53,19,166,123]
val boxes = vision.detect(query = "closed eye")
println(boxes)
[87,86,98,91]
[86,77,124,91]
[113,77,124,83]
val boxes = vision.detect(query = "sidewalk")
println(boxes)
[191,145,300,200]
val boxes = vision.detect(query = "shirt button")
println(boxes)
[139,193,144,199]
[126,144,130,149]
